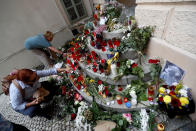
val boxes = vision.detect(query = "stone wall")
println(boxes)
[135,0,196,55]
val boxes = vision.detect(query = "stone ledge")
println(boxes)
[69,76,151,112]
[78,60,151,85]
[87,42,138,60]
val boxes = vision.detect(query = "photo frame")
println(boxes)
[160,60,185,85]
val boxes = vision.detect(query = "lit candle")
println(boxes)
[124,97,128,103]
[148,85,154,101]
[157,123,164,131]
[116,95,122,104]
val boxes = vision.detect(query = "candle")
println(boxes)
[111,64,117,76]
[148,85,154,101]
[124,97,128,103]
[118,85,123,91]
[157,123,164,131]
[116,95,122,104]
[125,102,131,108]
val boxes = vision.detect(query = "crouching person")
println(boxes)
[2,68,68,118]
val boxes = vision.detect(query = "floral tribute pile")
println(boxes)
[48,1,195,131]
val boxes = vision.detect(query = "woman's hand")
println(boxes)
[57,66,70,73]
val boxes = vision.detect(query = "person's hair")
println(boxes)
[6,69,37,84]
[44,31,54,39]
[1,69,37,95]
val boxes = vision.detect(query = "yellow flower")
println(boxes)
[179,97,189,106]
[163,95,171,104]
[159,87,166,94]
[90,79,95,83]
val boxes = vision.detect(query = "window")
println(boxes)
[61,0,87,23]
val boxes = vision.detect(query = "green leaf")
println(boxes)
[118,120,124,126]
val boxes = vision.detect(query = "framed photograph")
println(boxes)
[160,60,185,85]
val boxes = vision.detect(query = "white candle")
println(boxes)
[110,63,117,76]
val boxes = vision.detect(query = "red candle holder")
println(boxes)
[124,97,128,103]
[116,95,122,104]
[148,86,154,101]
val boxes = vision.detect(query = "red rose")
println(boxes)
[100,68,104,73]
[131,63,138,68]
[94,14,98,20]
[117,62,121,67]
[85,30,89,35]
[77,85,81,90]
[93,68,97,72]
[71,113,76,120]
[169,86,176,91]
[118,87,123,91]
[66,59,70,64]
[91,41,95,47]
[77,76,83,83]
[116,41,120,48]
[159,96,163,102]
[101,59,105,64]
[97,80,102,85]
[105,90,109,96]
[148,59,160,64]
[102,47,106,52]
[61,86,66,95]
[92,32,96,37]
[93,62,97,67]
[171,98,181,107]
[169,91,176,96]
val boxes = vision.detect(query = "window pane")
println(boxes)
[73,0,81,4]
[67,8,78,20]
[76,4,85,17]
[63,0,72,8]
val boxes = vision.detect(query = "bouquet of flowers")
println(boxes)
[157,82,195,118]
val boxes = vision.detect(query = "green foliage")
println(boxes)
[118,26,154,53]
[104,4,122,20]
[131,111,141,128]
[115,60,144,81]
[132,66,144,78]
[150,63,162,85]
[89,101,129,130]
[131,80,148,102]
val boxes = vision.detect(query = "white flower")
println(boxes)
[61,48,65,52]
[79,101,85,106]
[98,84,104,92]
[74,100,79,105]
[75,102,91,131]
[122,36,126,40]
[179,89,188,97]
[166,89,170,94]
[126,60,131,68]
[140,109,149,131]
[126,84,131,89]
[127,33,131,37]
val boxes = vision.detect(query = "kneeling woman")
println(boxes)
[8,68,68,118]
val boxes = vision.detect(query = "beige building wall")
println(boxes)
[135,0,196,119]
[0,0,74,93]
